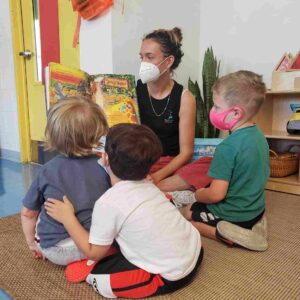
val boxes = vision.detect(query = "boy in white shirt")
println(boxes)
[45,123,202,299]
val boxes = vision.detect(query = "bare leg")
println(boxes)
[179,204,217,240]
[157,174,192,192]
[190,221,217,240]
[179,204,193,219]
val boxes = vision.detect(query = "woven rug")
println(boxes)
[0,190,300,300]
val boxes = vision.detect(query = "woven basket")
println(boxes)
[269,149,299,178]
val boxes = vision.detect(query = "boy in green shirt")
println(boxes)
[172,70,269,251]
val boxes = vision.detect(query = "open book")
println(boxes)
[45,62,140,127]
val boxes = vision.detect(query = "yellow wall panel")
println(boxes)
[58,0,80,68]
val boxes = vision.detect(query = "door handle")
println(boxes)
[19,50,32,59]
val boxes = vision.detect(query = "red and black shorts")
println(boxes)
[87,248,204,298]
[191,202,265,229]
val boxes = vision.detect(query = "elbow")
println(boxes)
[87,254,100,261]
[87,252,105,261]
[181,149,194,162]
[21,207,39,219]
[186,150,194,161]
[208,191,226,203]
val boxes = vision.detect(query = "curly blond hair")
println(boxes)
[44,96,108,157]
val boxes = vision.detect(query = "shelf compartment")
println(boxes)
[255,93,300,134]
[264,131,300,140]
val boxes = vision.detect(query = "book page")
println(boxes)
[91,74,140,127]
[46,62,90,109]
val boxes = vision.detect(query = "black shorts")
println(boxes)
[190,202,264,229]
[87,248,204,298]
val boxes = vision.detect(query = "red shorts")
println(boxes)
[150,156,213,190]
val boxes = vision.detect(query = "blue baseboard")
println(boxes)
[0,149,20,162]
[0,289,11,300]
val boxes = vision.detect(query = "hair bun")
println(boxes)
[171,27,183,44]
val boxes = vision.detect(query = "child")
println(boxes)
[21,97,111,265]
[45,123,203,299]
[171,70,270,251]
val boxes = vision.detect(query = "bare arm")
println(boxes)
[45,196,111,261]
[21,206,44,258]
[152,90,196,183]
[195,179,229,204]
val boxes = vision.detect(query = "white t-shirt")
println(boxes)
[89,180,201,281]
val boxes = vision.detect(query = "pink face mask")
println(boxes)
[209,107,243,131]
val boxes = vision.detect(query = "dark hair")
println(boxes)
[44,96,108,157]
[144,27,184,71]
[105,123,163,180]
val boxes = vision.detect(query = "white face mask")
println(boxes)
[139,57,169,84]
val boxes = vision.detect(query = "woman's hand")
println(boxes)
[45,196,75,224]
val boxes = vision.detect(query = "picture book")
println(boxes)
[274,53,293,71]
[192,138,223,160]
[45,62,140,127]
[290,51,300,70]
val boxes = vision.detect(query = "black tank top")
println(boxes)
[136,79,183,156]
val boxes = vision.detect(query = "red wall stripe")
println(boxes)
[39,0,60,83]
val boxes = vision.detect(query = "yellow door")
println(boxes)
[10,0,79,162]
[20,0,46,142]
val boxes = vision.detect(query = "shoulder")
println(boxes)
[136,79,145,91]
[181,89,195,104]
[173,81,194,105]
[178,88,195,114]
[214,139,237,159]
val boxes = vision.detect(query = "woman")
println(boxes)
[137,27,211,192]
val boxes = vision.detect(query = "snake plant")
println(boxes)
[189,47,220,138]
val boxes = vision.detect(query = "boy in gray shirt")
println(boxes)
[21,97,111,265]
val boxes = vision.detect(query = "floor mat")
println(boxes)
[0,191,300,300]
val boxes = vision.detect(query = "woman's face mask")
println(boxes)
[139,57,169,84]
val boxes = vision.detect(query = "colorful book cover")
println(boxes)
[91,74,140,127]
[45,63,140,127]
[274,53,293,71]
[290,51,300,70]
[45,63,90,109]
[192,138,223,160]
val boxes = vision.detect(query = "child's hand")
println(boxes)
[28,242,45,259]
[45,196,75,224]
[146,174,154,182]
[147,173,161,184]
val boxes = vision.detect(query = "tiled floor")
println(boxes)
[0,159,40,218]
[0,158,41,299]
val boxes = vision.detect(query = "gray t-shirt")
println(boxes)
[22,154,111,248]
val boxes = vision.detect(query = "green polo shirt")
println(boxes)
[207,125,270,222]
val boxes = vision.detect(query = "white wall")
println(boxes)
[80,12,113,74]
[3,0,300,161]
[81,0,201,87]
[81,0,300,88]
[199,0,300,88]
[0,0,20,161]
[111,0,201,87]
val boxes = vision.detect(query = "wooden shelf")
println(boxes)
[255,89,300,195]
[269,174,300,185]
[264,131,300,140]
[267,90,300,95]
[266,174,300,195]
